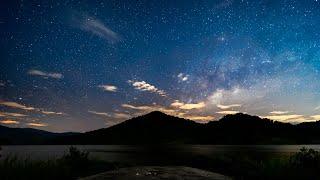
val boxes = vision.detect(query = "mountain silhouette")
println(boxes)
[1,111,320,145]
[0,125,77,144]
[202,113,295,144]
[61,111,202,144]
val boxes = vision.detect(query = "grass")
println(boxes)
[1,146,320,179]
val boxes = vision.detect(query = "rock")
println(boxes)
[79,166,232,180]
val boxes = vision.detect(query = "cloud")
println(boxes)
[128,80,167,97]
[0,119,19,124]
[88,110,110,117]
[170,100,205,110]
[0,101,35,110]
[0,112,27,117]
[262,114,305,122]
[122,103,176,115]
[41,111,64,115]
[217,104,241,110]
[26,122,48,127]
[122,102,214,122]
[121,104,152,111]
[179,102,206,110]
[28,69,63,79]
[177,73,189,82]
[182,115,214,121]
[170,100,185,108]
[0,101,65,116]
[270,111,289,115]
[113,113,131,119]
[79,16,121,44]
[98,85,117,92]
[310,115,320,120]
[216,110,239,115]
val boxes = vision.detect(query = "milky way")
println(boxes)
[1,0,320,132]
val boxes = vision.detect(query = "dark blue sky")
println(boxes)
[1,0,320,132]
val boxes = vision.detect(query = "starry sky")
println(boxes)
[1,0,320,132]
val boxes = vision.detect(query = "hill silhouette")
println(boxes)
[203,113,295,144]
[2,111,320,144]
[0,125,77,144]
[59,111,202,144]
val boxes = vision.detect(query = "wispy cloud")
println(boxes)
[122,103,176,115]
[113,113,131,119]
[28,69,63,79]
[179,102,206,110]
[98,85,117,92]
[88,110,110,117]
[79,16,121,44]
[270,111,289,115]
[177,73,189,82]
[262,114,305,122]
[182,115,214,121]
[0,112,27,117]
[0,101,65,117]
[0,119,19,124]
[170,100,205,110]
[122,102,213,122]
[128,80,167,97]
[216,110,239,115]
[170,101,185,108]
[0,101,35,110]
[121,104,152,111]
[41,111,64,115]
[26,122,48,127]
[217,104,241,110]
[310,115,320,120]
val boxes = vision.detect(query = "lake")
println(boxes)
[1,145,320,164]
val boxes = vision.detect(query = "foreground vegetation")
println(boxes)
[190,147,320,179]
[1,146,320,179]
[0,147,118,180]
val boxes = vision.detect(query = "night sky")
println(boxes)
[1,0,320,132]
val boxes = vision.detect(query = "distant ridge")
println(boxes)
[1,111,320,145]
[0,125,78,145]
[83,111,201,144]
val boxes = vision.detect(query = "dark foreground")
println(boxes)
[80,166,231,180]
[1,147,320,179]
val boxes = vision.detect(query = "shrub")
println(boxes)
[0,146,115,180]
[289,147,320,168]
[61,146,89,167]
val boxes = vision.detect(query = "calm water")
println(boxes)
[1,145,320,163]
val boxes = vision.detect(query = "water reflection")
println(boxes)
[1,145,320,163]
